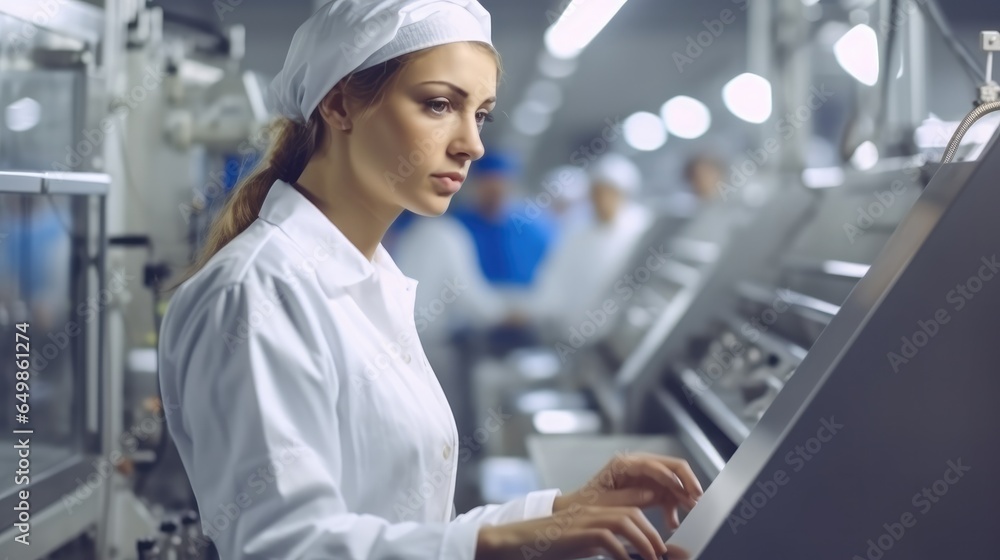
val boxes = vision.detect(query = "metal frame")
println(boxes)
[0,475,103,558]
[0,171,112,195]
[652,390,727,480]
[619,184,819,417]
[0,174,109,558]
[0,0,104,46]
[668,127,1000,559]
[0,172,44,194]
[630,162,926,484]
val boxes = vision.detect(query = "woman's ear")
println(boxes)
[318,86,352,132]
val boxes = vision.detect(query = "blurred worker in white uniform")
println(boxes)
[526,153,654,339]
[156,2,699,559]
[394,214,506,344]
[678,152,766,243]
[542,164,593,245]
[684,153,724,205]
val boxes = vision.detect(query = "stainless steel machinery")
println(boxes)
[625,161,927,481]
[661,116,1000,560]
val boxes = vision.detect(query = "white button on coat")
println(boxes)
[158,179,560,560]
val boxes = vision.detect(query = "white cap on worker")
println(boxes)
[268,0,492,122]
[589,153,642,194]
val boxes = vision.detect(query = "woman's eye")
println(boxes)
[426,99,450,115]
[476,111,495,131]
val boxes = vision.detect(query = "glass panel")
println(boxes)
[0,11,88,172]
[0,7,102,515]
[0,191,86,497]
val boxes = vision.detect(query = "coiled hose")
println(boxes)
[941,101,1000,164]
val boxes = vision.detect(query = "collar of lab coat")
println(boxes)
[258,179,418,297]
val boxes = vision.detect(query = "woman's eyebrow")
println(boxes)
[419,80,497,104]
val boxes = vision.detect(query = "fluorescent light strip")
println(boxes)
[544,0,629,60]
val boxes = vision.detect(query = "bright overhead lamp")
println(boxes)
[661,95,711,139]
[623,111,667,151]
[544,0,629,60]
[834,24,880,86]
[850,140,879,170]
[722,73,772,124]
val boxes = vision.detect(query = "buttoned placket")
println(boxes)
[402,287,458,455]
[425,338,460,522]
[415,346,457,461]
[370,260,460,521]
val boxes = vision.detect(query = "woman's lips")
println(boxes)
[431,175,463,195]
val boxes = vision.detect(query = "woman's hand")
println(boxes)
[552,453,704,531]
[475,505,690,560]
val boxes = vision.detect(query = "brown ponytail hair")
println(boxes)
[166,44,500,293]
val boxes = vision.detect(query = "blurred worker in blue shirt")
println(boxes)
[454,151,555,289]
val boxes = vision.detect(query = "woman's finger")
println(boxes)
[635,453,704,498]
[621,507,669,557]
[619,459,696,507]
[631,454,704,505]
[584,528,631,560]
[667,505,680,530]
[596,487,659,508]
[665,542,692,559]
[658,456,703,498]
[606,513,662,560]
[621,453,703,498]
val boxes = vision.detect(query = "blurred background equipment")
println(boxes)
[3,0,1000,558]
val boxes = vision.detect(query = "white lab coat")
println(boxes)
[527,203,654,337]
[158,179,559,560]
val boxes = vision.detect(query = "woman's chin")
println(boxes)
[415,195,453,217]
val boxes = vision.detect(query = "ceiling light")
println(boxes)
[722,73,772,124]
[851,140,879,170]
[544,0,629,59]
[834,24,880,86]
[623,111,667,151]
[661,95,711,139]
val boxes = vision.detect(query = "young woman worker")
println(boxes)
[158,1,700,558]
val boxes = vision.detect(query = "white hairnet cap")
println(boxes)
[268,0,492,122]
[589,153,642,194]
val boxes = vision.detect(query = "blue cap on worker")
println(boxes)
[472,150,521,179]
